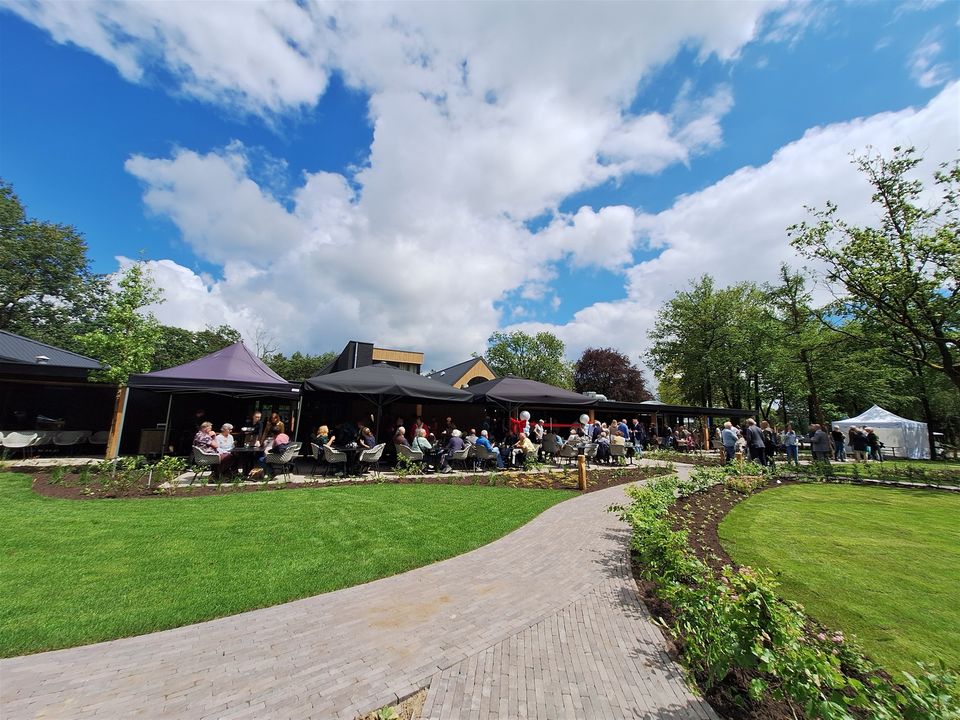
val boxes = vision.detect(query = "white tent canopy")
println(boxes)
[832,405,930,460]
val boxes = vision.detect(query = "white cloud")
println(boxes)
[511,82,960,372]
[909,30,952,88]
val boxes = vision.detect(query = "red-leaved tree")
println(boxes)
[573,347,652,402]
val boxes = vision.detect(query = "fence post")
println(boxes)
[577,454,587,492]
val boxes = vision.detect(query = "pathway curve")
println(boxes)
[1,466,714,720]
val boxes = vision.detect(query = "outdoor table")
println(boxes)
[231,446,263,476]
[335,445,362,475]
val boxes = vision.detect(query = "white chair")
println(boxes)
[395,443,424,465]
[191,446,221,482]
[265,442,302,480]
[359,443,386,475]
[89,431,109,446]
[54,430,90,451]
[323,445,348,476]
[583,443,599,466]
[558,443,579,466]
[309,442,324,476]
[473,445,500,470]
[3,431,38,458]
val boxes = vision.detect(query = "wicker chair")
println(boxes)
[359,443,386,476]
[395,443,424,468]
[265,442,302,480]
[557,443,579,466]
[609,442,627,465]
[192,446,221,482]
[448,445,471,470]
[322,445,348,476]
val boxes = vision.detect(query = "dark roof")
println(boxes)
[465,375,596,407]
[128,342,298,397]
[0,330,102,370]
[596,399,752,417]
[304,363,472,403]
[425,357,491,386]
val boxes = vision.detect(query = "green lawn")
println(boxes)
[824,459,960,486]
[719,484,960,675]
[0,472,573,657]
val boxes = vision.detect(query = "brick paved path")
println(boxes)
[1,471,714,720]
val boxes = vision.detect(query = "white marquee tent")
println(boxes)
[831,405,930,460]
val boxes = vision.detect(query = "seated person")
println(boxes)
[394,426,411,448]
[359,426,377,450]
[440,429,465,472]
[314,424,332,448]
[596,430,611,463]
[194,421,234,478]
[464,429,478,445]
[261,432,291,478]
[412,428,441,471]
[216,423,235,453]
[475,430,505,469]
[333,420,357,448]
[512,432,536,467]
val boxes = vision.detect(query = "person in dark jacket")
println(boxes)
[866,428,884,462]
[744,418,767,466]
[809,424,832,461]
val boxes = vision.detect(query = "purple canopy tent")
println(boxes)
[125,343,300,455]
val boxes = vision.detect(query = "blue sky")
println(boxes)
[0,1,957,370]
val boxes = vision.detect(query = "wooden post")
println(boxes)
[701,415,709,452]
[105,385,129,460]
[577,454,587,492]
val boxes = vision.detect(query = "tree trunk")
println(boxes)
[105,385,128,460]
[800,349,824,426]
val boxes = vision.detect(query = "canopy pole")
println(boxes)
[293,395,303,443]
[161,394,173,457]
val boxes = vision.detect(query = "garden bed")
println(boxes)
[22,461,674,501]
[619,468,960,719]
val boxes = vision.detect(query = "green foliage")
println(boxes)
[152,324,241,371]
[261,350,337,382]
[615,476,960,717]
[374,707,399,720]
[790,147,960,392]
[725,475,767,494]
[0,180,105,351]
[77,261,164,385]
[483,330,573,389]
[392,452,421,478]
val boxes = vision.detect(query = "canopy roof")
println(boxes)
[304,363,472,403]
[833,404,924,427]
[465,375,596,407]
[128,342,299,397]
[0,330,102,379]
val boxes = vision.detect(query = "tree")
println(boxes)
[483,330,573,389]
[262,350,337,382]
[151,324,242,370]
[573,347,652,402]
[790,147,960,392]
[0,180,103,350]
[77,261,164,385]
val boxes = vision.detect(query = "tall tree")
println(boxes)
[0,181,103,350]
[77,262,164,385]
[790,147,960,391]
[573,347,652,402]
[483,330,573,389]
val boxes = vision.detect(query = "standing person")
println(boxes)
[744,418,767,466]
[849,427,867,462]
[761,420,778,466]
[809,424,832,462]
[783,423,799,466]
[721,421,739,464]
[247,410,264,445]
[831,425,847,461]
[866,428,884,462]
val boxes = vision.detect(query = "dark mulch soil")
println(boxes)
[20,462,673,501]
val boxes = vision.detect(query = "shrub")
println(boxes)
[613,476,960,718]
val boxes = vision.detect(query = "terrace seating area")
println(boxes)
[0,429,110,458]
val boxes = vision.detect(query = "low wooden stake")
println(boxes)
[577,454,587,492]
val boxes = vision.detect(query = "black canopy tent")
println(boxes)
[464,376,596,435]
[303,363,472,439]
[124,343,300,455]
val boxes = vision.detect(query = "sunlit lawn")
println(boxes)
[719,483,960,675]
[0,472,573,656]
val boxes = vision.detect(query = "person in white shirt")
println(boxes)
[216,423,235,452]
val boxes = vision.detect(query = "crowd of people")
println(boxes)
[717,418,886,466]
[192,410,292,479]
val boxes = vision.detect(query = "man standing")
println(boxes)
[721,421,739,464]
[744,418,767,466]
[809,424,832,462]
